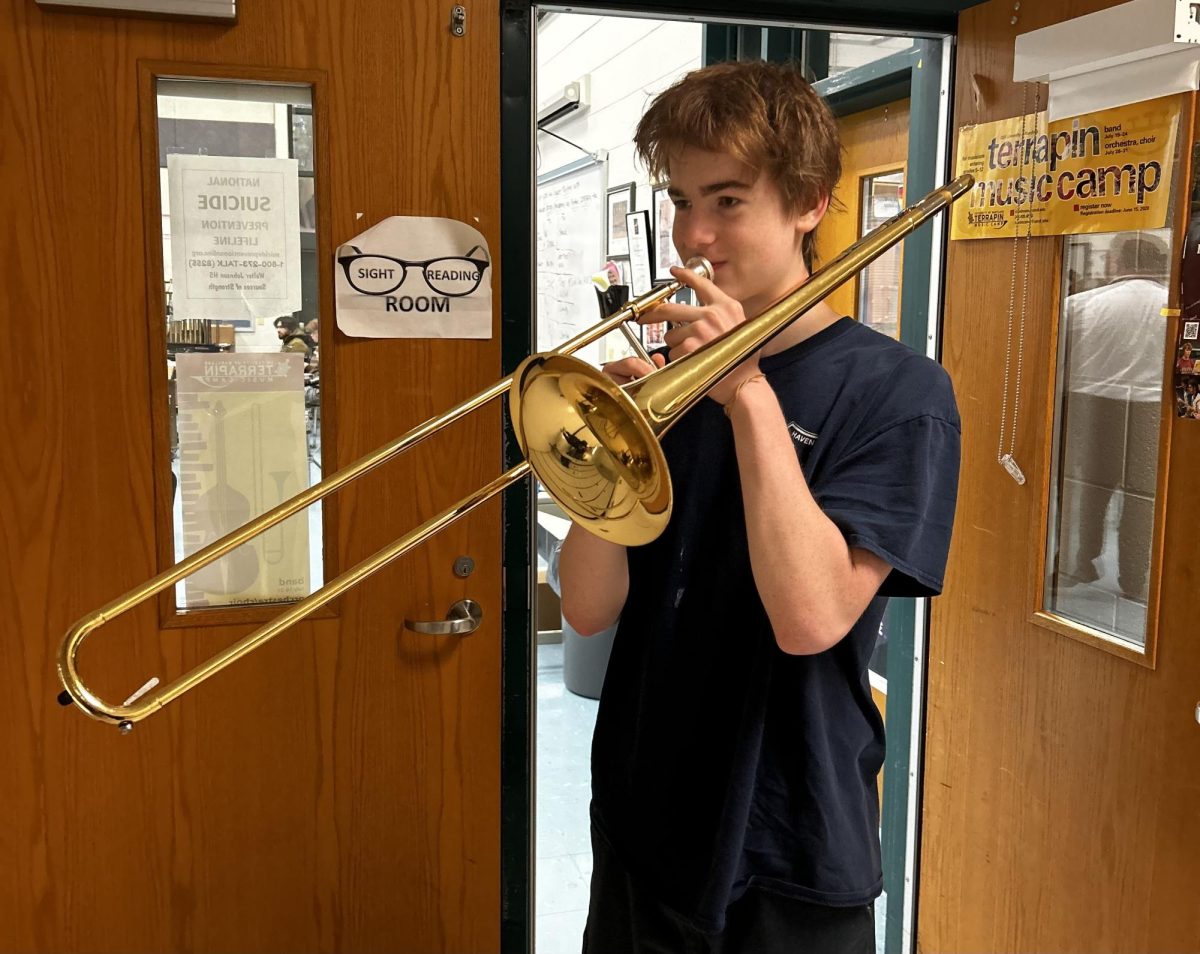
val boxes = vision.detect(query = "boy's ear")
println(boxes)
[794,193,831,236]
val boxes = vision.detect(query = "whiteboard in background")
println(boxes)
[536,158,606,367]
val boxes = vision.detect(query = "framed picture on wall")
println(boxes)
[606,182,636,256]
[652,184,681,281]
[625,210,653,296]
[642,320,667,349]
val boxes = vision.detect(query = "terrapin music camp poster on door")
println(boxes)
[176,352,310,607]
[952,96,1180,240]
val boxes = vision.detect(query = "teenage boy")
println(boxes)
[557,60,961,953]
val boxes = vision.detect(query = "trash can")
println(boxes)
[547,541,615,699]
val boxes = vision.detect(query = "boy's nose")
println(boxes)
[676,215,715,253]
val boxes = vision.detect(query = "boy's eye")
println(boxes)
[671,198,690,210]
[717,196,742,208]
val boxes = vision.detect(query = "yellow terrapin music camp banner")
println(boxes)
[951,96,1181,240]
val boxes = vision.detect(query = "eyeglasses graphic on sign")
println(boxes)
[336,244,490,297]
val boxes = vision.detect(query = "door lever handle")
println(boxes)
[404,599,483,635]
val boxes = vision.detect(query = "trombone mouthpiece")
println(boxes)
[683,256,713,282]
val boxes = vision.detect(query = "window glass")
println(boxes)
[858,170,904,340]
[827,32,912,76]
[1044,229,1170,646]
[156,78,323,610]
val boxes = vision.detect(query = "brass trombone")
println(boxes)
[57,173,973,732]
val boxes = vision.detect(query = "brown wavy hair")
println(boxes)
[634,60,842,263]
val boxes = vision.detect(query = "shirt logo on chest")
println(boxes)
[788,421,818,447]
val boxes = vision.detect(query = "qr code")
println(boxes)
[1185,321,1199,341]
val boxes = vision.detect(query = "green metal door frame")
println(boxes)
[819,37,954,954]
[876,39,952,954]
[500,5,535,952]
[502,9,960,952]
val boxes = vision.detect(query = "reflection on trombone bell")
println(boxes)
[56,174,974,733]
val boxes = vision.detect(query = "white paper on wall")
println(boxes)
[334,216,492,339]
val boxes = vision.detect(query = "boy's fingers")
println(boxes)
[647,301,701,326]
[602,356,657,381]
[670,264,732,307]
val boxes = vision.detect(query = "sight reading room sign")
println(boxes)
[334,216,492,338]
[952,95,1180,240]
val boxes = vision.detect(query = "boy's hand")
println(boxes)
[601,352,666,385]
[652,264,762,406]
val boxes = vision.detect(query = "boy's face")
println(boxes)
[666,147,825,317]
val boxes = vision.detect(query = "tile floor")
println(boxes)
[534,641,890,954]
[1046,499,1148,645]
[535,641,597,953]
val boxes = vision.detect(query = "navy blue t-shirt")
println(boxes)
[590,317,961,934]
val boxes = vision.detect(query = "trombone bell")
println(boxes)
[511,353,671,546]
[506,256,714,546]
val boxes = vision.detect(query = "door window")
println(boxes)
[155,78,324,610]
[828,33,913,76]
[858,170,904,340]
[1044,229,1170,647]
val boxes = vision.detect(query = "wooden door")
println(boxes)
[920,1,1200,950]
[815,98,909,326]
[1,2,504,952]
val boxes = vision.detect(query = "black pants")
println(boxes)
[582,826,875,954]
